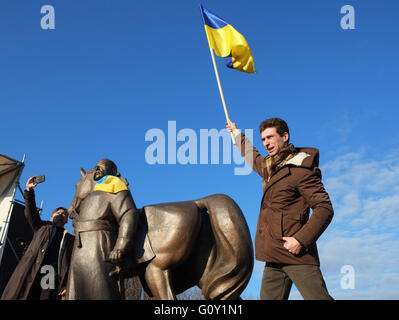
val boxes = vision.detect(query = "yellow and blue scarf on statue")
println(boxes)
[94,175,129,194]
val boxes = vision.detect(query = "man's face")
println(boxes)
[51,209,68,227]
[261,127,289,156]
[94,162,108,181]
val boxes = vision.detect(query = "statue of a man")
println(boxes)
[66,159,138,300]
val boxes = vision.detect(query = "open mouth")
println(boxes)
[267,147,275,154]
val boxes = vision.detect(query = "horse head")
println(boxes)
[68,168,95,219]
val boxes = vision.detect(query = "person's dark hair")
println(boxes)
[51,207,67,217]
[259,118,290,138]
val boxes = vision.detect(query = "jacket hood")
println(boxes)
[285,147,319,169]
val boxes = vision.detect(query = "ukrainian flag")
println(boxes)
[94,175,129,194]
[201,5,256,73]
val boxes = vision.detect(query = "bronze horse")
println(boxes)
[68,168,254,300]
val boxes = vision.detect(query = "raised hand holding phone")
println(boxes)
[26,175,45,191]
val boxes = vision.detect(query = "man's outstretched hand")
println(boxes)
[26,176,38,191]
[226,120,237,132]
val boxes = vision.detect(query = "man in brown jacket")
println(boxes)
[227,118,334,300]
[1,176,74,300]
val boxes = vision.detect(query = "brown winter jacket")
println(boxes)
[1,189,74,300]
[235,132,334,265]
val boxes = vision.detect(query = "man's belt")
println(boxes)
[73,219,117,248]
[73,219,117,233]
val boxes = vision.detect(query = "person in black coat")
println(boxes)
[1,176,74,300]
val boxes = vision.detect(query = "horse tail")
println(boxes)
[193,194,254,300]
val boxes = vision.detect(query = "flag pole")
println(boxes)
[209,48,236,145]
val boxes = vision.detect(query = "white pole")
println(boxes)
[209,48,236,145]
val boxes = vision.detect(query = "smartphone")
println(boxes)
[33,175,45,185]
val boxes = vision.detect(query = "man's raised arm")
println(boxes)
[24,176,46,232]
[226,120,267,179]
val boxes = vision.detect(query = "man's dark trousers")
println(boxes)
[260,263,333,300]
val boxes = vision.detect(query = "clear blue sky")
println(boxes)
[1,0,398,299]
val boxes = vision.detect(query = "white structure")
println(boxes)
[0,154,24,264]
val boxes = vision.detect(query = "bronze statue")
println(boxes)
[67,160,254,300]
[66,159,138,299]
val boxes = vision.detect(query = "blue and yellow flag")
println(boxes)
[200,5,255,73]
[94,175,129,194]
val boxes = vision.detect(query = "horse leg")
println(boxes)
[144,263,176,300]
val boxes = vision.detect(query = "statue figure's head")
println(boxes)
[93,158,118,181]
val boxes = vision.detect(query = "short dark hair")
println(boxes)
[51,207,67,216]
[259,118,290,137]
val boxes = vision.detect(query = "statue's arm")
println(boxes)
[109,190,139,262]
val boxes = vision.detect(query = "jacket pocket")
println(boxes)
[282,209,302,237]
[266,207,283,240]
